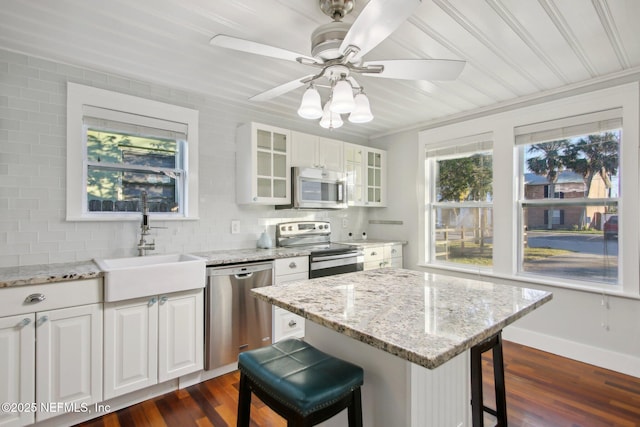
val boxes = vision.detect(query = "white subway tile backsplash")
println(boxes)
[0,48,370,267]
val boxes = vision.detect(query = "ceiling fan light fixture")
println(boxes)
[319,101,343,129]
[349,91,373,123]
[330,78,355,114]
[297,85,323,119]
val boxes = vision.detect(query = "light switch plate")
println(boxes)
[231,220,240,234]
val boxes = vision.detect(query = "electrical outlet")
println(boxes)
[231,220,240,234]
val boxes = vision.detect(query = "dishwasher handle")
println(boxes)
[234,272,254,279]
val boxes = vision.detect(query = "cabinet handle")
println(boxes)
[391,249,397,254]
[289,262,297,269]
[253,197,258,202]
[370,251,377,256]
[24,293,46,304]
[148,297,158,306]
[288,320,297,327]
[159,296,168,305]
[37,315,48,326]
[19,318,31,328]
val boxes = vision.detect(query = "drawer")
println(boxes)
[384,244,402,259]
[275,256,309,277]
[273,307,305,342]
[363,246,384,263]
[0,278,103,317]
[275,272,308,286]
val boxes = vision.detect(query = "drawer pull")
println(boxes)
[391,249,397,254]
[289,262,297,269]
[288,320,297,327]
[24,293,46,304]
[370,251,377,256]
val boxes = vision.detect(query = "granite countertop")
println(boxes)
[0,261,103,288]
[252,268,552,369]
[334,239,406,248]
[0,239,403,288]
[192,247,312,265]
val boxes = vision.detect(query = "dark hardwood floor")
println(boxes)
[77,341,640,427]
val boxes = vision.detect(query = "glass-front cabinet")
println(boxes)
[236,123,291,205]
[344,143,386,207]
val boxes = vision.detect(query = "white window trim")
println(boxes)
[66,82,199,221]
[418,82,639,298]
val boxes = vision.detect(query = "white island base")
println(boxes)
[304,322,471,427]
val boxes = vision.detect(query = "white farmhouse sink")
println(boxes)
[95,253,206,302]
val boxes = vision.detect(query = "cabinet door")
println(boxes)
[318,138,344,171]
[366,149,386,206]
[344,143,365,206]
[255,125,290,203]
[291,131,318,168]
[0,314,35,427]
[35,304,102,421]
[158,289,204,383]
[104,297,158,400]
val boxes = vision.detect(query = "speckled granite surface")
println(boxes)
[0,261,103,288]
[252,268,552,369]
[334,239,406,248]
[192,247,312,265]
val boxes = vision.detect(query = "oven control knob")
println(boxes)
[280,226,285,232]
[288,226,293,231]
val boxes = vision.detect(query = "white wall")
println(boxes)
[0,49,369,267]
[370,81,640,378]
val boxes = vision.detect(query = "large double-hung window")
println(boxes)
[516,110,621,286]
[425,134,493,268]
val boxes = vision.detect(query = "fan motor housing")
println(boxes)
[311,21,351,61]
[319,0,355,20]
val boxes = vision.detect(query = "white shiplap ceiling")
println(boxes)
[1,0,639,140]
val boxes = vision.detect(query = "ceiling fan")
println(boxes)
[209,0,466,128]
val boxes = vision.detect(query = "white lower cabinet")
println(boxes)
[104,288,203,400]
[273,257,308,342]
[364,245,403,270]
[0,279,103,427]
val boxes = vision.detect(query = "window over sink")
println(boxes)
[66,83,199,220]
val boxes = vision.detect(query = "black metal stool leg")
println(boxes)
[237,372,252,427]
[470,331,508,427]
[492,334,507,426]
[471,343,484,427]
[348,388,363,427]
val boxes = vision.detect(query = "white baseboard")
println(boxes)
[503,326,640,378]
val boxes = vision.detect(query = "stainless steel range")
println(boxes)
[276,221,363,278]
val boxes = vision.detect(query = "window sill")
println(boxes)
[66,213,199,221]
[416,262,640,301]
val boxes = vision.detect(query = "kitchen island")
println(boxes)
[252,268,552,427]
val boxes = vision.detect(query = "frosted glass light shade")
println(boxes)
[319,102,343,129]
[348,92,373,123]
[297,86,323,119]
[330,79,355,114]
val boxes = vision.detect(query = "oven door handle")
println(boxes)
[311,251,363,262]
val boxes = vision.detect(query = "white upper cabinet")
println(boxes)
[344,143,387,207]
[236,123,291,205]
[291,131,343,171]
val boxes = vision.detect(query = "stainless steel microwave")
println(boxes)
[278,167,347,209]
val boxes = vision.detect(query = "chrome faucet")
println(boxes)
[137,191,155,256]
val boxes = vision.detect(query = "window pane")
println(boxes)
[87,129,177,166]
[434,207,493,266]
[86,128,182,214]
[522,204,618,285]
[436,153,492,203]
[520,130,620,285]
[87,166,179,213]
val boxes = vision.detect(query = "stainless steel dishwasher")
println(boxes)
[205,261,273,371]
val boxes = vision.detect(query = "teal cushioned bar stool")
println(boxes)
[237,338,364,427]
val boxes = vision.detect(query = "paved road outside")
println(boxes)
[525,231,618,285]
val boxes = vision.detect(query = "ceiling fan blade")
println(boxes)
[361,59,466,81]
[249,75,315,102]
[210,34,320,65]
[339,0,422,62]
